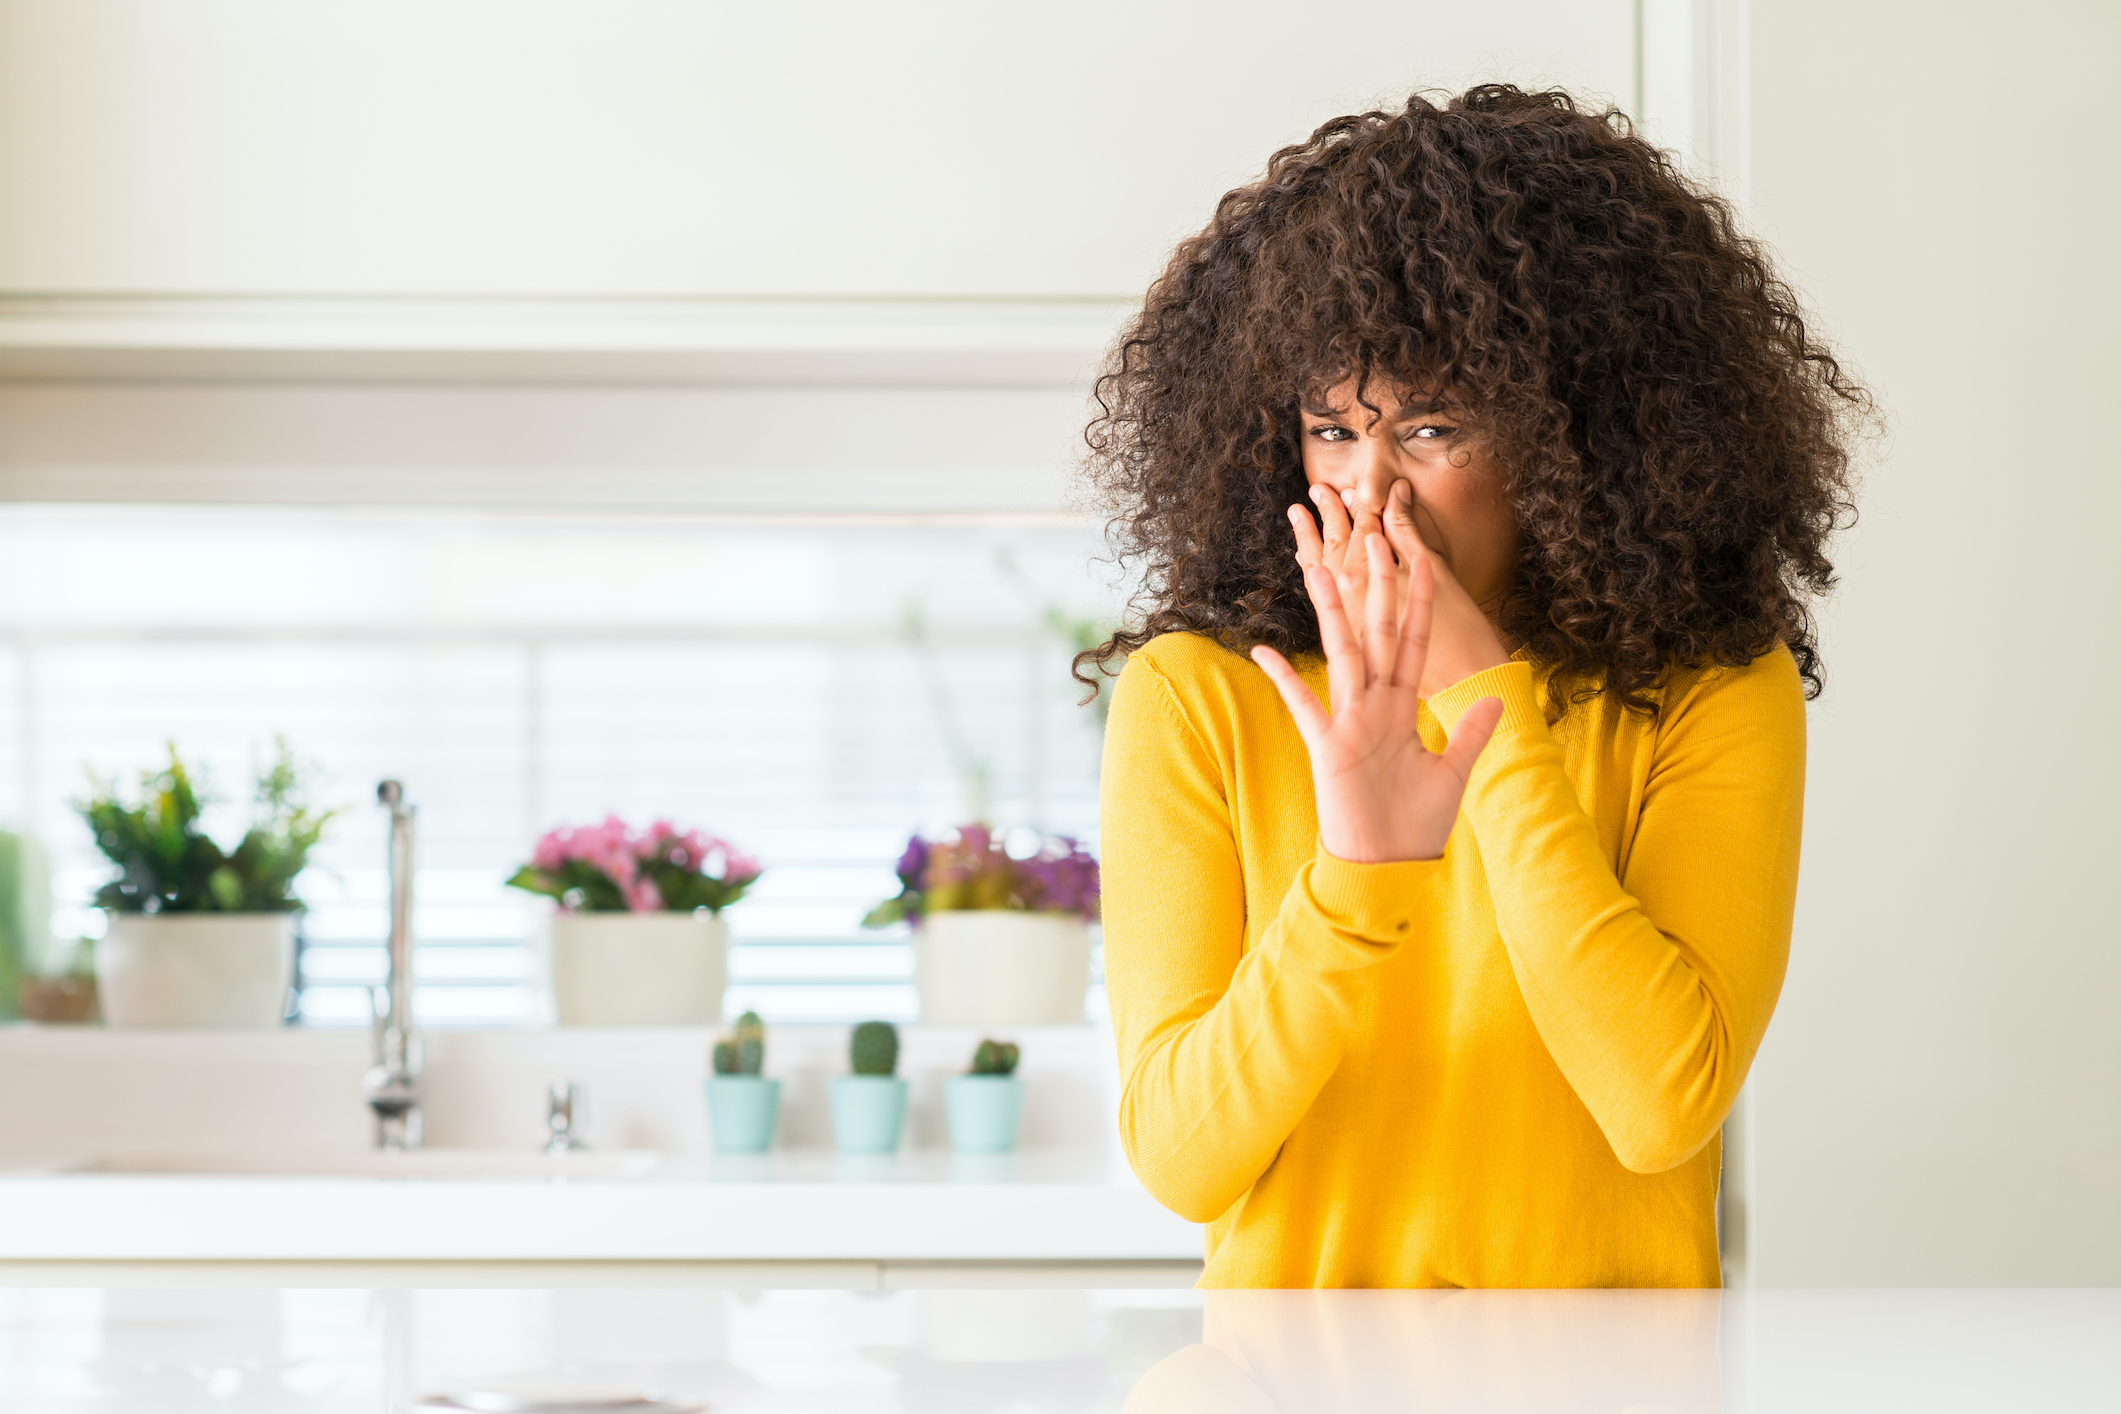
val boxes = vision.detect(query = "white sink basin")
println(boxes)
[67,1147,665,1179]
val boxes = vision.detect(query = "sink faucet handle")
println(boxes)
[370,780,423,1151]
[546,1081,588,1153]
[368,983,413,1065]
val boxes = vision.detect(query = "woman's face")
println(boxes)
[1297,377,1520,610]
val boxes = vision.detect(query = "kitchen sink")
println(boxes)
[65,1147,666,1179]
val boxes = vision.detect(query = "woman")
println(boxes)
[1082,85,1864,1288]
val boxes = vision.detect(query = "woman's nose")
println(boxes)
[1347,436,1398,516]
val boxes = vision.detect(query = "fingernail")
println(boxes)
[1339,489,1354,507]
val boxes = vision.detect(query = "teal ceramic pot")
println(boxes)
[945,1074,1024,1154]
[707,1076,781,1154]
[830,1076,908,1153]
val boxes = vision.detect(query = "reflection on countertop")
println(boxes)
[1138,1288,1720,1412]
[0,1286,2113,1413]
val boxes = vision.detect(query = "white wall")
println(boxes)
[1744,0,2121,1285]
[0,0,1632,299]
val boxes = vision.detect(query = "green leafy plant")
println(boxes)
[76,740,332,914]
[850,1019,899,1077]
[969,1039,1020,1076]
[713,1011,766,1076]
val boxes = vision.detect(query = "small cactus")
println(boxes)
[969,1039,1020,1076]
[713,1010,767,1076]
[849,1019,899,1077]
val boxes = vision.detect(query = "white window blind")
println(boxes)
[0,506,1117,1026]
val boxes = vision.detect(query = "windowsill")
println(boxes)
[0,1021,1126,1168]
[0,1147,1199,1262]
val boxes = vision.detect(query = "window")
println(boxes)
[0,505,1118,1025]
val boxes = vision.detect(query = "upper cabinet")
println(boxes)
[0,0,1634,303]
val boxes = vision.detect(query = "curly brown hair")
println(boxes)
[1076,83,1867,713]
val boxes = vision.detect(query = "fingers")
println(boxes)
[1439,696,1504,783]
[1316,485,1372,622]
[1362,531,1398,685]
[1351,495,1386,549]
[1310,484,1354,575]
[1287,504,1325,572]
[1249,645,1332,744]
[1386,478,1419,530]
[1347,499,1385,583]
[1381,480,1427,565]
[1391,546,1436,692]
[1371,482,1414,614]
[1374,490,1411,581]
[1302,562,1364,713]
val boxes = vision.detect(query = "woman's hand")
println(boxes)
[1293,483,1397,657]
[1251,533,1505,863]
[1291,481,1512,698]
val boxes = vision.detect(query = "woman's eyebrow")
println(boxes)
[1299,395,1443,421]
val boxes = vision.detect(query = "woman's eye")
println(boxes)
[1310,426,1354,443]
[1408,424,1459,442]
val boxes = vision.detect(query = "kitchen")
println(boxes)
[0,1,2115,1409]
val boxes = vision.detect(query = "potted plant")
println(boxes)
[945,1038,1024,1154]
[19,937,99,1024]
[864,824,1098,1024]
[830,1020,906,1153]
[508,817,760,1026]
[76,740,331,1028]
[706,1010,779,1154]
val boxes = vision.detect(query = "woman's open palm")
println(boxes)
[1251,532,1504,863]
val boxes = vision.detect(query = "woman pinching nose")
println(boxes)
[1083,84,1860,1290]
[1248,517,1504,865]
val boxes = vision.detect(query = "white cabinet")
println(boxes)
[0,1,1638,489]
[0,0,1633,301]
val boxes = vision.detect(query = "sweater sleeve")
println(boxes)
[1100,652,1439,1223]
[1425,653,1805,1173]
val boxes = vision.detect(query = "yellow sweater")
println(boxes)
[1100,633,1804,1288]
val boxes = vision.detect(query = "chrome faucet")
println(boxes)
[545,1082,588,1154]
[365,779,423,1149]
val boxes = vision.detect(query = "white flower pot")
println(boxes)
[95,913,295,1028]
[914,911,1090,1025]
[546,911,728,1026]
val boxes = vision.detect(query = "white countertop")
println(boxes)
[0,1286,2113,1412]
[0,1148,1202,1263]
